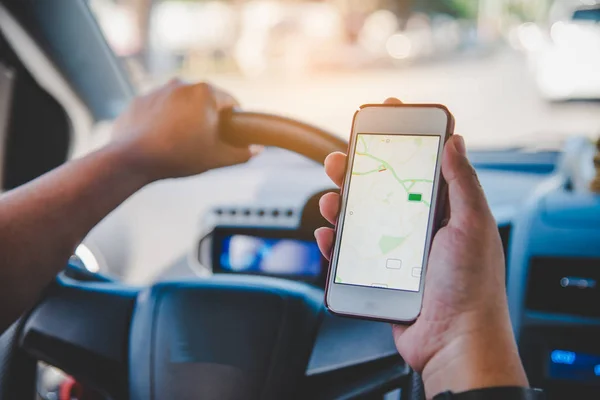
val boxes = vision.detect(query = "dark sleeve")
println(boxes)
[433,386,545,400]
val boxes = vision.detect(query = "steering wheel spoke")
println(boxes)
[20,273,137,398]
[130,275,324,400]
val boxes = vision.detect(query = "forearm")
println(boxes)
[0,143,151,331]
[0,79,252,334]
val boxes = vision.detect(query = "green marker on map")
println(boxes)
[408,193,422,202]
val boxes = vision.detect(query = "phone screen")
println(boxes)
[334,133,441,292]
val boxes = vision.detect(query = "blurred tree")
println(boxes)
[504,0,550,22]
[411,0,479,19]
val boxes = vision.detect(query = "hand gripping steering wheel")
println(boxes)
[5,111,419,400]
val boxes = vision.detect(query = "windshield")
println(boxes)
[90,0,600,149]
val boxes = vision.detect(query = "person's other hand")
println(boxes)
[315,98,527,396]
[112,79,259,181]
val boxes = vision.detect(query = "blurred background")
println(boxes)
[89,0,600,149]
[73,0,600,284]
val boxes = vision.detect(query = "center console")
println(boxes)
[508,139,600,398]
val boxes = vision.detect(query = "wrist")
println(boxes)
[103,141,159,186]
[422,312,528,397]
[433,386,544,400]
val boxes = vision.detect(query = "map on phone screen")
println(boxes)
[335,133,441,292]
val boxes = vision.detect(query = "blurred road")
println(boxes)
[207,48,600,148]
[90,48,600,284]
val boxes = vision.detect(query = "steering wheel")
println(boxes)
[6,111,419,399]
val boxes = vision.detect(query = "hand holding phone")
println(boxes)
[316,99,527,395]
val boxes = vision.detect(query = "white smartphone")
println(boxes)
[325,104,454,323]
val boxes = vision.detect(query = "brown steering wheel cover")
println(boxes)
[220,109,348,164]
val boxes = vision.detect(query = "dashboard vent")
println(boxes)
[213,207,295,219]
[526,256,600,318]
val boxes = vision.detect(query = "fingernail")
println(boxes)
[314,227,324,239]
[383,97,402,105]
[454,135,466,156]
[249,145,264,156]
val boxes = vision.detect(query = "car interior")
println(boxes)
[1,0,600,399]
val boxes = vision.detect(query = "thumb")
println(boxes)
[442,135,493,229]
[217,143,263,167]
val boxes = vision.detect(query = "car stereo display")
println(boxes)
[548,349,600,382]
[219,234,321,277]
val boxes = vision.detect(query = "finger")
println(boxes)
[392,323,409,339]
[167,77,184,87]
[189,82,239,110]
[319,191,340,225]
[384,97,403,105]
[442,135,493,228]
[324,152,347,187]
[216,143,263,167]
[210,83,240,110]
[314,227,335,261]
[203,82,250,166]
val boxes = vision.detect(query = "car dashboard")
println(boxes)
[164,145,558,288]
[158,137,600,399]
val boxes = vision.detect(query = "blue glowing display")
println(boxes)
[220,234,321,277]
[551,350,576,365]
[549,349,600,382]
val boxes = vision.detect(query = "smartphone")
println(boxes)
[324,104,454,323]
